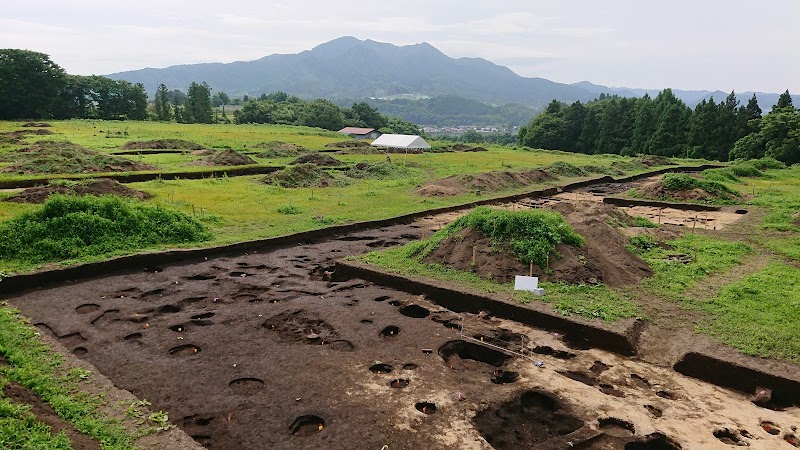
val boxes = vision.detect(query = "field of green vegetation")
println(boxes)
[0,119,707,273]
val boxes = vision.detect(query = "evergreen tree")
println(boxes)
[627,95,656,155]
[155,84,171,121]
[185,82,213,124]
[774,89,794,111]
[738,94,762,138]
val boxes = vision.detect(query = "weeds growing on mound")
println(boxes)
[407,206,584,268]
[0,195,212,267]
[660,173,740,199]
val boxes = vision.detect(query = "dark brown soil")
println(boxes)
[417,169,556,197]
[474,390,584,449]
[190,149,257,166]
[5,203,796,449]
[289,153,344,166]
[423,202,652,286]
[2,382,100,449]
[121,139,208,150]
[4,179,152,203]
[21,122,52,127]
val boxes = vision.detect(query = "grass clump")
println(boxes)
[410,207,584,269]
[0,195,212,267]
[697,263,800,363]
[276,204,304,215]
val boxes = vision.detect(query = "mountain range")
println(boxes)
[108,36,797,113]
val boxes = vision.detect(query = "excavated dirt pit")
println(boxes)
[4,206,800,449]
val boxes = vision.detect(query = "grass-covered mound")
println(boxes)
[0,195,211,267]
[290,153,344,166]
[544,161,587,177]
[410,207,586,283]
[252,141,307,157]
[190,149,257,166]
[262,163,337,188]
[636,173,741,203]
[0,141,157,174]
[347,161,414,179]
[120,139,208,150]
[359,205,646,320]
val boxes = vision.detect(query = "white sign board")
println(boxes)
[514,276,544,296]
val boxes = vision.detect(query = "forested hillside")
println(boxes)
[337,96,536,128]
[518,89,799,163]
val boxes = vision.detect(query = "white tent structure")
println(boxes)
[370,134,430,149]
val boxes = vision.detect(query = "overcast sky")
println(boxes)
[2,0,798,93]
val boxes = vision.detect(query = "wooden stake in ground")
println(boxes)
[529,260,533,277]
[472,245,477,266]
[658,208,662,224]
[692,214,698,233]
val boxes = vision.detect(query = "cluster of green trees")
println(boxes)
[0,49,147,120]
[519,89,798,164]
[233,93,421,133]
[152,82,213,124]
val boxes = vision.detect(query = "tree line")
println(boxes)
[0,49,147,120]
[518,89,799,164]
[232,92,421,134]
[0,49,420,133]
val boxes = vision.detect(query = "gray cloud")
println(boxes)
[3,0,798,93]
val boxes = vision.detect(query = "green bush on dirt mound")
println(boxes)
[0,141,157,174]
[0,195,212,266]
[410,207,584,269]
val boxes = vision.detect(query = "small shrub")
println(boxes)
[276,204,303,215]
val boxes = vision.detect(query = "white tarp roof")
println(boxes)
[370,134,430,149]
